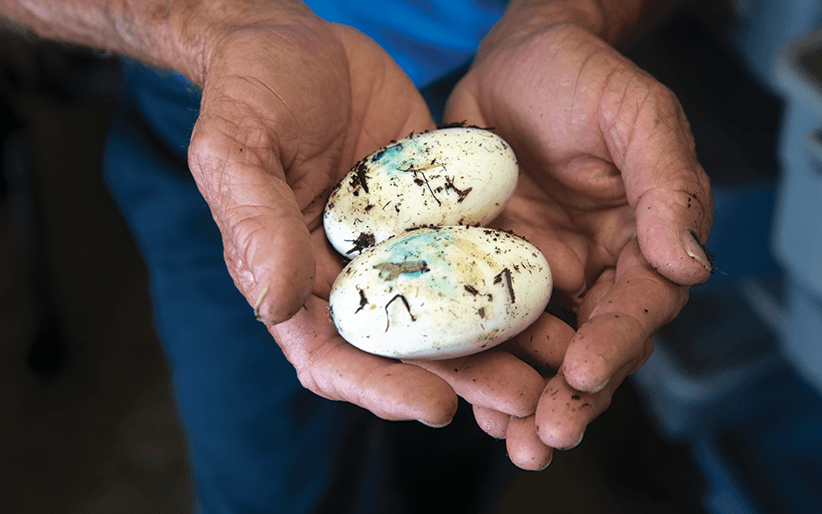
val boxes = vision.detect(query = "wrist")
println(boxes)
[486,0,662,51]
[173,0,321,86]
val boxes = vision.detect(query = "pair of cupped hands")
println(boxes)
[186,4,713,470]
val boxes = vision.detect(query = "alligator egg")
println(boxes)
[328,225,552,360]
[323,127,518,257]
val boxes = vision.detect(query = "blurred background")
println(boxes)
[1,0,820,512]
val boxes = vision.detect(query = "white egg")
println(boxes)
[323,127,518,257]
[329,225,552,360]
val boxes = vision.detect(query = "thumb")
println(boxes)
[188,115,316,324]
[634,182,714,287]
[601,78,714,286]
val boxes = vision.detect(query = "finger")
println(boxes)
[576,267,616,324]
[311,228,349,300]
[188,112,317,324]
[562,240,684,393]
[506,415,553,471]
[443,72,483,127]
[472,405,509,439]
[408,349,544,417]
[270,295,459,427]
[535,366,627,450]
[636,187,714,286]
[504,311,577,371]
[600,73,714,286]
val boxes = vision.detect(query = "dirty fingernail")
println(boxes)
[254,285,270,322]
[681,229,713,271]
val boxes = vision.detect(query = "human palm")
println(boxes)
[444,24,714,464]
[187,18,521,427]
[189,19,431,311]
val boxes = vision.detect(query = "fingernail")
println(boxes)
[536,455,554,471]
[588,376,609,394]
[681,229,713,271]
[253,285,269,322]
[556,431,585,451]
[418,417,453,429]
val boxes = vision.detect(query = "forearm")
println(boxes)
[0,0,313,85]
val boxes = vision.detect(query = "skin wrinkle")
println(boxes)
[635,109,687,172]
[201,35,353,205]
[230,73,300,136]
[187,139,221,206]
[195,104,310,217]
[211,127,273,183]
[227,204,303,255]
[598,64,640,165]
[224,216,269,293]
[271,304,342,392]
[639,184,708,222]
[506,177,570,221]
[593,275,687,330]
[287,159,336,217]
[565,248,684,390]
[212,100,289,170]
[356,361,404,414]
[599,72,713,243]
[349,88,413,163]
[195,134,261,213]
[563,156,623,202]
[589,220,632,267]
[291,332,337,397]
[513,153,612,215]
[514,42,622,198]
[224,247,255,295]
[210,95,346,214]
[569,43,601,120]
[217,156,310,295]
[474,406,508,439]
[508,162,631,271]
[591,311,648,348]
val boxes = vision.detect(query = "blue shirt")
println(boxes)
[305,0,509,87]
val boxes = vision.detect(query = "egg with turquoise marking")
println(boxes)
[323,127,518,257]
[328,225,552,360]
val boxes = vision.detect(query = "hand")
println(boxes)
[186,8,467,425]
[442,22,713,468]
[186,4,568,430]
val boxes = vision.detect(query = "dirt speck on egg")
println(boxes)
[323,127,518,257]
[328,226,552,360]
